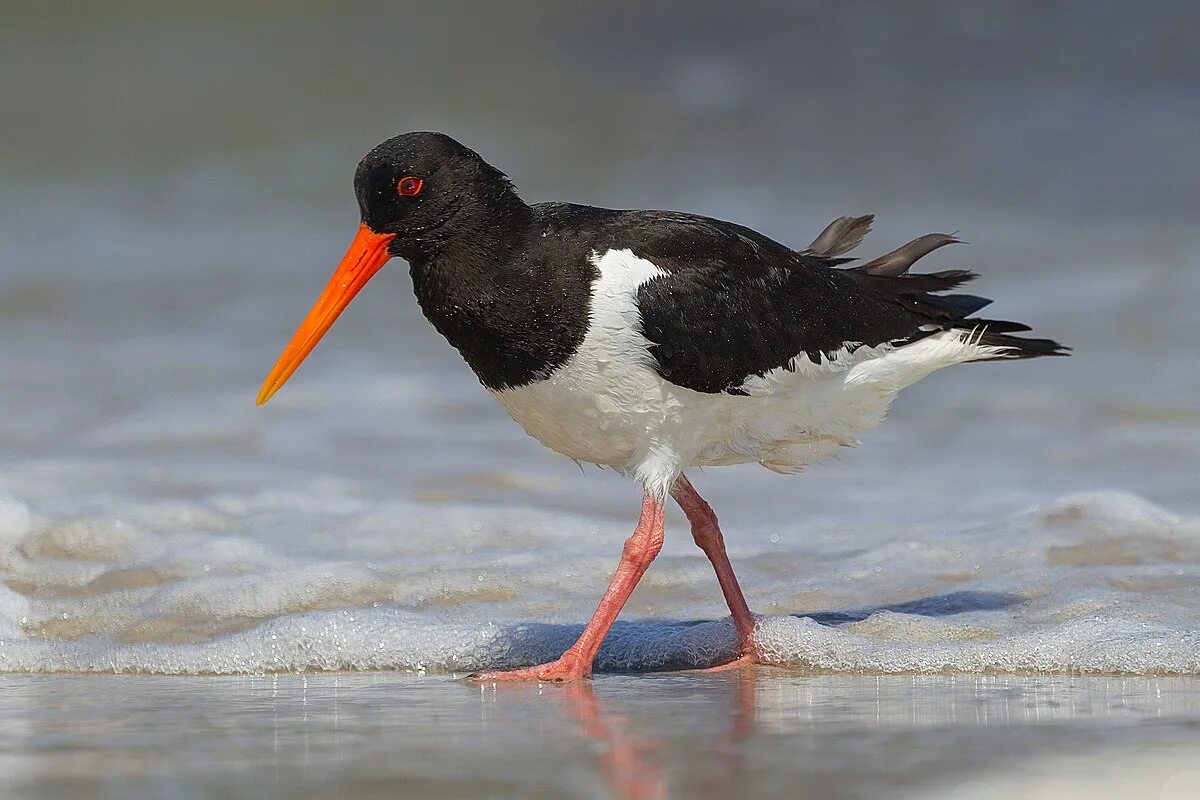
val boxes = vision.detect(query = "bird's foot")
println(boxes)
[468,653,590,683]
[696,644,772,674]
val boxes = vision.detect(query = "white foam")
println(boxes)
[0,495,33,640]
[0,489,1198,675]
[0,585,29,641]
[0,492,33,564]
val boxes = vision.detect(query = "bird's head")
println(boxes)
[256,131,519,405]
[353,131,517,254]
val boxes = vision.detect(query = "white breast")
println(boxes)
[492,249,1007,498]
[490,249,677,487]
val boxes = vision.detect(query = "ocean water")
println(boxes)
[1,672,1199,800]
[2,2,1198,682]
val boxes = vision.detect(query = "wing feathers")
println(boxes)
[859,233,962,276]
[630,210,1065,395]
[804,214,875,257]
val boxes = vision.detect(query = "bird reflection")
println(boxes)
[558,670,762,800]
[688,670,759,800]
[560,682,667,800]
[476,669,766,799]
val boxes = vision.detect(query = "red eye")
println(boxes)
[397,176,424,197]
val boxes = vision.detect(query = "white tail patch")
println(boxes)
[846,328,1012,390]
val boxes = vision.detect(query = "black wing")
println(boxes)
[616,211,1064,395]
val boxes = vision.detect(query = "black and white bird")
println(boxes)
[258,132,1066,681]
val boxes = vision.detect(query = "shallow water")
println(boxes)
[1,672,1199,800]
[1,0,1198,680]
[1,2,1199,793]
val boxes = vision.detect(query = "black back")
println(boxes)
[354,133,1066,394]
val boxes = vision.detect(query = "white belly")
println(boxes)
[490,248,676,484]
[491,248,1007,497]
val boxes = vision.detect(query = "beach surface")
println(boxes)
[2,672,1199,800]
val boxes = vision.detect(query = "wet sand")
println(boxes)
[2,671,1198,799]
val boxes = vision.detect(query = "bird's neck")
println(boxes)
[405,187,536,305]
[406,202,593,391]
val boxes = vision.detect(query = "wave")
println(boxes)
[1,490,1197,675]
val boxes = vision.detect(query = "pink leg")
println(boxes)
[671,475,760,666]
[471,494,666,682]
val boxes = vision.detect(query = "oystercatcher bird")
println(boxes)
[258,132,1066,681]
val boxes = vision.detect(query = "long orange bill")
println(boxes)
[257,223,396,405]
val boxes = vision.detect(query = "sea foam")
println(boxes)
[0,489,1197,675]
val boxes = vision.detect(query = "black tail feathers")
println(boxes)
[965,326,1071,359]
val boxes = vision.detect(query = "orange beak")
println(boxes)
[256,223,396,405]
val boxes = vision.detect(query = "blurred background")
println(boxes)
[2,0,1197,520]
